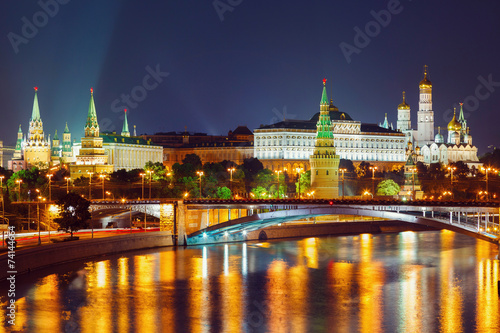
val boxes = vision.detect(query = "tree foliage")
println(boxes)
[295,170,311,195]
[54,192,91,238]
[216,186,232,199]
[376,179,401,196]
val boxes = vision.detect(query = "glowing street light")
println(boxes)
[227,167,236,198]
[295,167,304,199]
[64,177,71,194]
[99,174,106,200]
[339,168,347,199]
[369,166,378,197]
[481,166,497,201]
[105,191,114,199]
[15,179,22,202]
[146,170,153,199]
[197,171,204,198]
[87,172,94,200]
[46,174,53,201]
[139,172,145,199]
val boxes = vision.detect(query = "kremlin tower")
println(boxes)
[309,79,340,199]
[23,87,51,168]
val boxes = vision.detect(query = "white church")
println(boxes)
[394,66,480,168]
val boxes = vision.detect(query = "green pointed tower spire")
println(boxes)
[85,88,99,137]
[53,129,59,141]
[64,122,70,133]
[316,79,333,139]
[121,109,130,137]
[31,87,41,121]
[320,78,329,105]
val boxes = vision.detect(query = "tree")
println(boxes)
[339,159,355,173]
[144,161,167,181]
[54,192,91,238]
[295,170,311,196]
[182,154,202,170]
[216,187,232,199]
[356,161,371,178]
[250,186,267,199]
[450,161,470,179]
[254,169,275,189]
[376,179,401,196]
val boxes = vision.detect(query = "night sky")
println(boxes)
[1,0,500,155]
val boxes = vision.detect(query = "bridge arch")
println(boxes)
[187,206,499,246]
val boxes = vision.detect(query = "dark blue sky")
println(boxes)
[1,0,499,154]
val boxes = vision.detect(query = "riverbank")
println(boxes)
[0,231,173,281]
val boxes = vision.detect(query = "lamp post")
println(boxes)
[196,171,204,198]
[105,191,114,199]
[227,167,236,198]
[16,179,22,202]
[369,166,378,197]
[46,174,53,201]
[140,173,145,199]
[275,169,283,199]
[482,167,497,201]
[88,172,94,200]
[146,170,153,199]
[64,177,71,194]
[99,174,106,200]
[0,176,4,229]
[447,166,456,199]
[339,168,347,199]
[37,195,42,245]
[295,167,303,199]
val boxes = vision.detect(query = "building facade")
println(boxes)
[23,87,51,168]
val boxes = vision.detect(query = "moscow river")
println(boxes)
[1,230,499,332]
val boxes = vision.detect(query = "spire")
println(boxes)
[64,122,70,133]
[85,87,99,137]
[121,109,130,137]
[133,125,137,136]
[381,113,389,129]
[53,129,59,141]
[458,103,464,122]
[320,78,328,105]
[31,86,41,121]
[18,124,22,133]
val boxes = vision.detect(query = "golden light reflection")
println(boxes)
[360,233,372,263]
[399,231,417,262]
[189,250,210,333]
[81,260,112,333]
[328,262,354,332]
[267,260,289,332]
[159,250,176,332]
[117,257,129,333]
[32,274,61,332]
[220,269,243,332]
[358,262,384,333]
[439,231,463,333]
[303,237,318,269]
[398,267,422,332]
[476,241,499,331]
[134,255,158,333]
[288,265,308,332]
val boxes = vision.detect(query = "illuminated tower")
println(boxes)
[457,102,467,137]
[397,91,411,131]
[121,109,130,137]
[61,122,73,162]
[24,87,51,168]
[309,79,340,199]
[51,130,61,163]
[417,66,434,146]
[13,125,23,159]
[447,108,461,145]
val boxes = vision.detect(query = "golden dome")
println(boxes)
[419,65,432,88]
[398,91,410,109]
[447,109,462,132]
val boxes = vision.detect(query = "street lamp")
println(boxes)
[339,168,347,199]
[275,169,283,199]
[15,179,22,202]
[146,170,153,199]
[482,167,497,201]
[363,191,373,199]
[227,167,236,198]
[0,176,4,228]
[37,195,43,245]
[369,166,378,197]
[196,171,204,198]
[46,174,53,201]
[447,166,456,199]
[88,172,94,200]
[99,174,106,200]
[140,173,145,199]
[64,177,71,194]
[105,191,114,199]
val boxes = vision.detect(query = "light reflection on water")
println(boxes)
[0,230,498,332]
